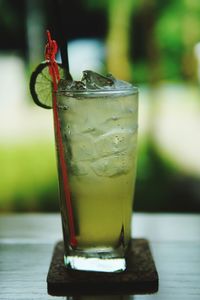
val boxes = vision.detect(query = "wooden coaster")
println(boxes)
[47,239,158,296]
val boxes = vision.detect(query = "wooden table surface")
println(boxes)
[0,213,200,300]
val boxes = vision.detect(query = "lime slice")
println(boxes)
[29,61,64,109]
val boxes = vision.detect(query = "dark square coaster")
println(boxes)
[47,239,158,296]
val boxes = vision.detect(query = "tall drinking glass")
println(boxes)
[55,86,138,272]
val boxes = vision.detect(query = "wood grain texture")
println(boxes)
[0,213,200,300]
[47,239,158,296]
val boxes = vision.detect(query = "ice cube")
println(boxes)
[69,135,97,161]
[58,79,86,91]
[81,70,114,89]
[94,129,137,158]
[105,73,134,90]
[91,152,132,177]
[58,79,73,91]
[58,70,135,92]
[69,160,89,176]
[113,78,134,90]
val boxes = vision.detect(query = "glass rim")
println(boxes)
[56,86,139,98]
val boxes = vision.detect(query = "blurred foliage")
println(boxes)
[135,140,200,212]
[85,0,108,10]
[0,142,59,212]
[0,0,26,55]
[153,0,200,82]
[81,0,200,83]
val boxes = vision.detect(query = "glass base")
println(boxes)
[64,254,126,272]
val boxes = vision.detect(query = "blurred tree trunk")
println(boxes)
[137,0,159,84]
[145,5,159,84]
[106,0,135,81]
[181,8,200,81]
[26,0,46,67]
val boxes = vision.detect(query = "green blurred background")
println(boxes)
[1,0,200,212]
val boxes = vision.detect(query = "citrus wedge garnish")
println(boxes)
[29,61,64,109]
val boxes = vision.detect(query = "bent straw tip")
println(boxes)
[46,29,51,39]
[70,237,78,248]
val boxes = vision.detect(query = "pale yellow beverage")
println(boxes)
[56,73,138,272]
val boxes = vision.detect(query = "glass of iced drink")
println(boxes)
[56,71,138,272]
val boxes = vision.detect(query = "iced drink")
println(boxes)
[56,71,138,272]
[29,32,138,272]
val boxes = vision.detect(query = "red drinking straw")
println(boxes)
[45,30,77,248]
